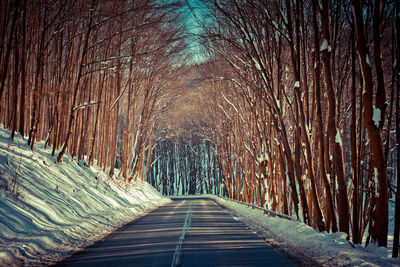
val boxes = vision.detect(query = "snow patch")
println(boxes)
[335,130,342,146]
[257,153,269,164]
[373,107,381,128]
[320,39,329,52]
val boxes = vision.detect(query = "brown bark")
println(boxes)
[352,0,388,247]
[109,65,121,177]
[57,1,94,162]
[10,26,19,140]
[320,0,349,235]
[18,0,26,137]
[350,21,361,243]
[0,0,20,102]
[393,58,400,257]
[311,0,338,233]
[373,0,386,130]
[28,3,47,150]
[392,0,400,257]
[285,0,325,231]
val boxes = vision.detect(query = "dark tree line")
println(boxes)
[148,138,225,196]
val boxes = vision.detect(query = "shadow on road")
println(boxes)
[55,198,296,267]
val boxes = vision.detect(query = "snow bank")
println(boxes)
[0,127,170,266]
[210,196,400,267]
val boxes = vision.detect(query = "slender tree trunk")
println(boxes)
[352,0,388,246]
[18,0,26,137]
[320,0,349,235]
[311,0,337,233]
[350,21,361,243]
[28,4,47,149]
[89,73,105,166]
[393,58,400,257]
[373,0,386,129]
[10,27,19,140]
[392,0,400,256]
[109,66,121,177]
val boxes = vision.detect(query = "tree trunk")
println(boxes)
[350,20,361,243]
[311,0,337,233]
[18,0,26,137]
[352,0,388,247]
[392,0,400,256]
[320,0,349,235]
[10,27,19,140]
[109,67,121,177]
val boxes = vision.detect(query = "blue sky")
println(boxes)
[182,0,208,63]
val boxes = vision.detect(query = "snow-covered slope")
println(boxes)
[211,196,400,267]
[0,127,170,266]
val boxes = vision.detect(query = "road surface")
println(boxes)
[57,197,296,266]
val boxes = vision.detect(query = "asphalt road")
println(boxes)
[56,197,296,267]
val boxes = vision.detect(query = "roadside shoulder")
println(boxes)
[209,195,318,266]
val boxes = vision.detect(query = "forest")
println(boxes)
[0,0,399,257]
